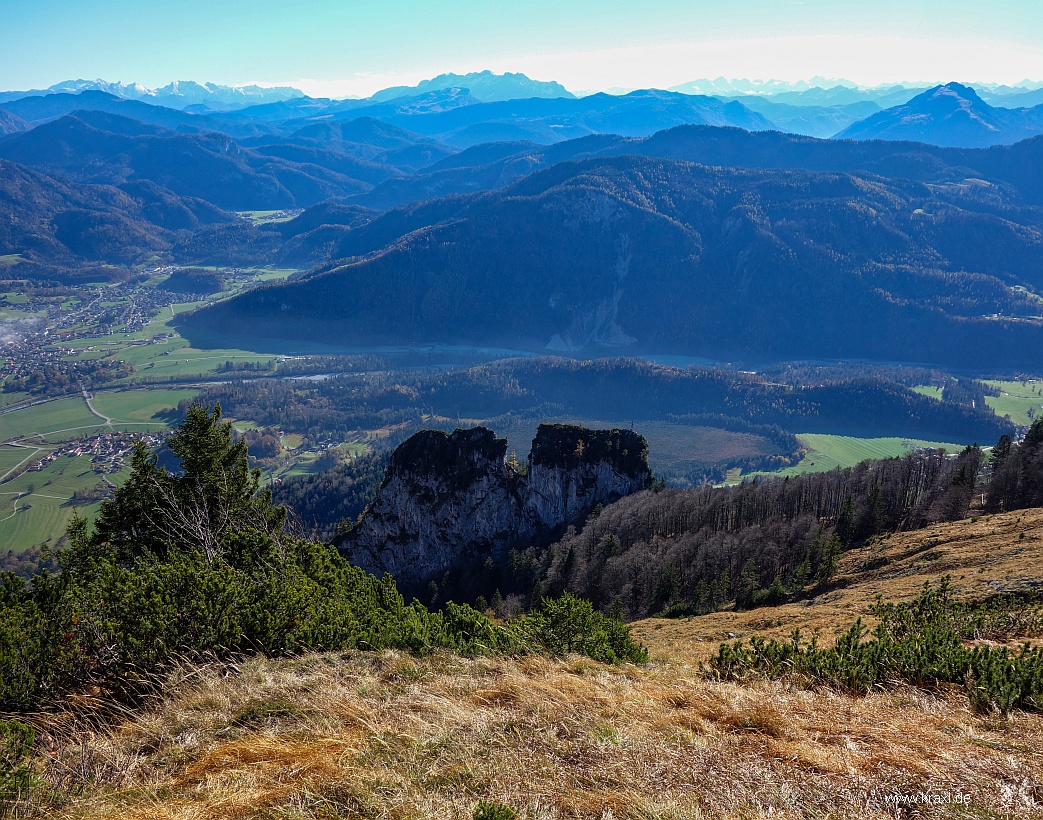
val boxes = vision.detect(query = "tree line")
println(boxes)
[429,419,1041,620]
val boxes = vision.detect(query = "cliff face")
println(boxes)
[337,423,651,584]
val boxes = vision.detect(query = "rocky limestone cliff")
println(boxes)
[336,423,651,584]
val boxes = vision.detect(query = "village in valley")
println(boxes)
[24,429,169,479]
[0,263,297,553]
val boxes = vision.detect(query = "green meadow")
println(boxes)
[0,453,115,550]
[985,380,1043,425]
[89,388,200,424]
[0,397,101,441]
[761,433,970,478]
[0,388,197,552]
[0,445,41,479]
[911,385,943,400]
[0,388,32,409]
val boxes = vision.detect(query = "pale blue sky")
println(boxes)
[2,0,1042,96]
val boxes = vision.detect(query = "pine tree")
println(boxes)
[817,534,842,584]
[91,403,286,562]
[735,559,761,611]
[991,434,1012,469]
[836,496,855,546]
[91,440,170,561]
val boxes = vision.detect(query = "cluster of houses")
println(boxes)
[1,343,73,381]
[27,430,169,475]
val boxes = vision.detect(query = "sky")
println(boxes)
[2,0,1042,97]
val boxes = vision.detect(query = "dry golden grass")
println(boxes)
[633,506,1043,661]
[10,509,1043,820]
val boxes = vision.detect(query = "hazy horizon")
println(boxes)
[5,72,1043,103]
[3,0,1043,99]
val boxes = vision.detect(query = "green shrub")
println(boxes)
[517,592,648,664]
[474,799,517,820]
[708,578,1043,714]
[0,719,35,804]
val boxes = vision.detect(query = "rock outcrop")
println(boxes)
[336,423,651,584]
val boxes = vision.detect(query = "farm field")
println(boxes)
[910,385,942,400]
[0,388,32,408]
[280,433,305,449]
[116,342,279,381]
[764,433,970,477]
[57,305,283,383]
[89,388,200,424]
[985,379,1043,425]
[0,444,40,478]
[340,441,368,457]
[0,396,102,441]
[0,452,117,551]
[272,451,321,479]
[246,268,299,283]
[0,389,195,554]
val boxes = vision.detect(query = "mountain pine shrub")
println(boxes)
[708,578,1043,714]
[0,719,35,804]
[517,592,648,664]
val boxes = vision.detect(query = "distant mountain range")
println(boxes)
[0,157,230,273]
[671,77,1043,103]
[4,70,1043,368]
[336,124,1043,211]
[8,114,1043,276]
[0,90,230,133]
[0,85,773,148]
[4,74,1043,146]
[311,89,773,147]
[368,71,574,103]
[837,83,1043,148]
[0,79,304,111]
[713,97,883,139]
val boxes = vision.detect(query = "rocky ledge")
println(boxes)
[336,423,651,585]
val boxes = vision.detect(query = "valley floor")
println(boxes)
[11,508,1043,820]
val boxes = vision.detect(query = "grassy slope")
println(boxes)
[765,433,970,477]
[986,379,1043,425]
[15,508,1043,820]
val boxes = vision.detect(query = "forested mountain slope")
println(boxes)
[183,155,1043,369]
[0,112,371,209]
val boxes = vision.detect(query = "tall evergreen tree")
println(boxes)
[91,403,285,562]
